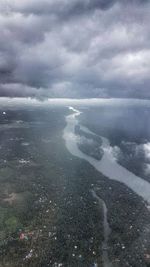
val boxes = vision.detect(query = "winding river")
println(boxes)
[63,107,150,205]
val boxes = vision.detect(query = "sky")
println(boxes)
[0,0,149,99]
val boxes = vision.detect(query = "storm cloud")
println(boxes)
[0,0,150,98]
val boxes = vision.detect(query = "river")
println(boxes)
[63,106,150,205]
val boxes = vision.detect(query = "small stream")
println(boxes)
[91,189,112,267]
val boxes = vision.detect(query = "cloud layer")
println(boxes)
[0,0,150,98]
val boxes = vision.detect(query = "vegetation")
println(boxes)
[0,106,150,267]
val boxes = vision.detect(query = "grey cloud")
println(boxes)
[9,0,117,16]
[0,0,150,99]
[8,0,149,17]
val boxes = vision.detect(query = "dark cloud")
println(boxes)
[0,0,149,99]
[9,0,117,16]
[8,0,149,17]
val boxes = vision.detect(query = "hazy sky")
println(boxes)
[0,0,149,99]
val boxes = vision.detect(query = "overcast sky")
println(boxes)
[0,0,149,99]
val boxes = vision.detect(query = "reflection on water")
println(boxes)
[63,107,150,205]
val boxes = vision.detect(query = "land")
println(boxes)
[0,105,150,267]
[0,107,104,267]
